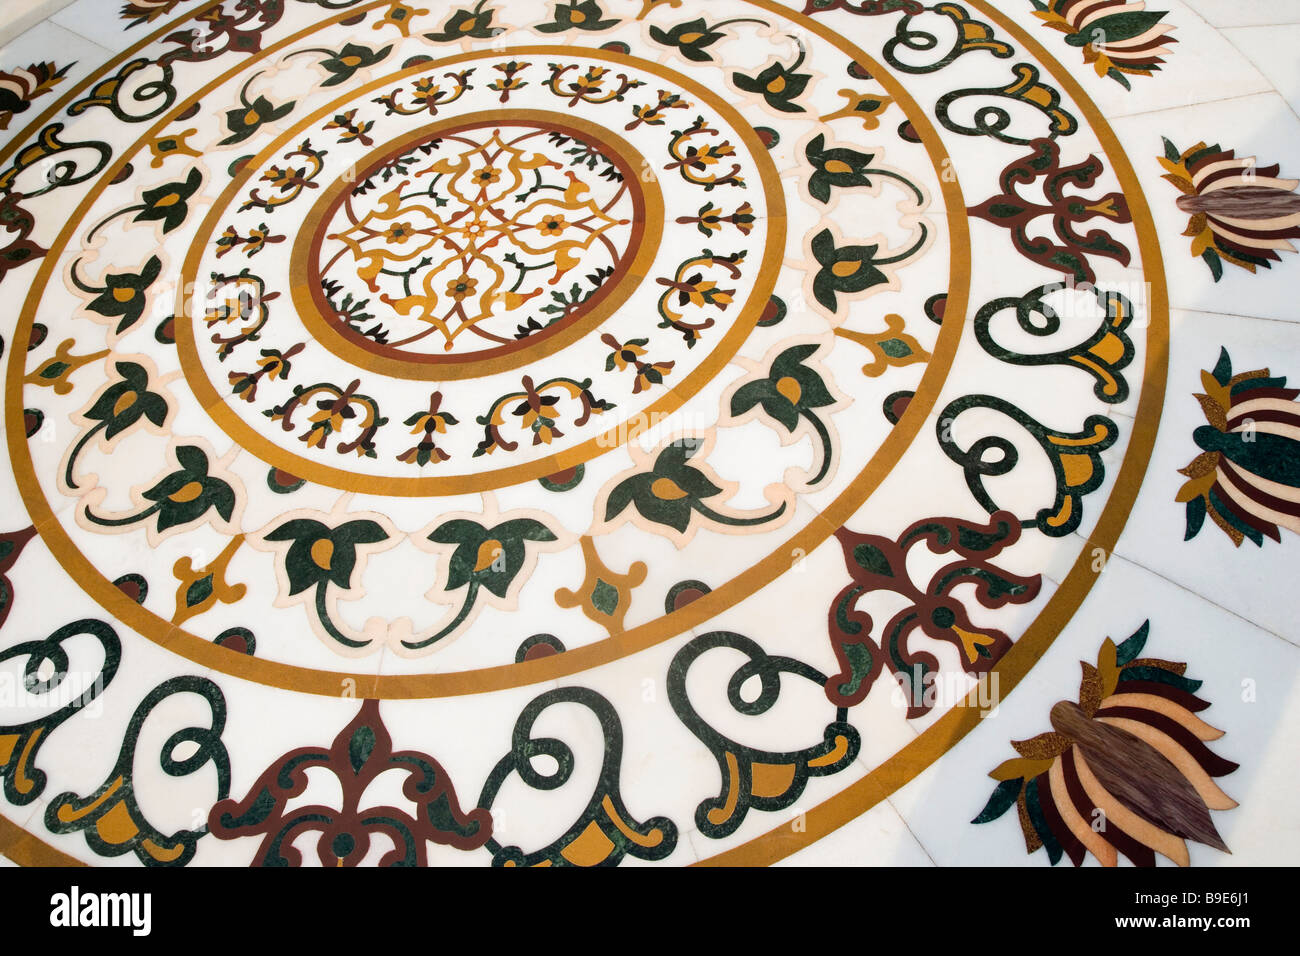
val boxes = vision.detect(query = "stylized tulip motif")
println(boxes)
[264,517,389,649]
[65,362,169,489]
[604,438,787,537]
[85,445,236,535]
[730,344,838,484]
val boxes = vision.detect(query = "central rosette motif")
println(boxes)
[314,123,636,357]
[177,52,780,492]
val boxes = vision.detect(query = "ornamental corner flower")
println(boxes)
[1161,137,1300,280]
[974,622,1237,868]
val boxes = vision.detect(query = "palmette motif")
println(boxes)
[0,0,1201,867]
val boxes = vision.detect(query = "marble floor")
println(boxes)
[0,0,1295,867]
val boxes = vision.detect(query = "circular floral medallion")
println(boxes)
[0,0,1167,867]
[174,47,784,494]
[307,118,644,362]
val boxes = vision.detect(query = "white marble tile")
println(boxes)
[1112,308,1300,647]
[1223,24,1300,121]
[1180,0,1300,28]
[49,0,159,57]
[0,0,79,48]
[774,798,935,866]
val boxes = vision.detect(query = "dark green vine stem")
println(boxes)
[692,499,788,527]
[709,18,768,30]
[874,224,930,266]
[315,584,371,650]
[83,501,160,528]
[63,420,107,491]
[861,166,925,205]
[803,411,833,485]
[403,580,479,650]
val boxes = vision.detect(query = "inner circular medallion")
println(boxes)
[305,116,645,369]
[180,52,780,494]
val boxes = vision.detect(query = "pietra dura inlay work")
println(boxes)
[0,0,1295,867]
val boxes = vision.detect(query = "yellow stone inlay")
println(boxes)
[12,728,42,795]
[473,539,502,572]
[142,838,187,863]
[1060,453,1094,488]
[172,535,247,626]
[1045,495,1073,528]
[808,734,850,769]
[23,340,110,395]
[776,376,802,405]
[952,625,996,663]
[555,535,647,636]
[1023,85,1050,108]
[1049,423,1110,448]
[651,477,688,500]
[1091,332,1125,365]
[706,751,742,825]
[310,538,334,570]
[834,313,931,378]
[168,480,204,503]
[601,794,663,849]
[113,390,137,415]
[95,801,140,845]
[751,761,796,798]
[560,820,614,866]
[56,776,123,824]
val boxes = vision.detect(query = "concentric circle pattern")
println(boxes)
[0,0,1212,868]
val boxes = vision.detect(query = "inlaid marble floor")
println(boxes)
[0,0,1295,867]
